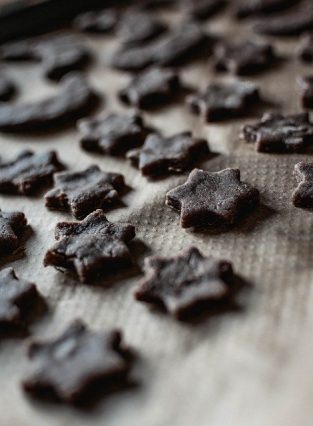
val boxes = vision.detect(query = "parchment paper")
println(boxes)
[0,4,313,426]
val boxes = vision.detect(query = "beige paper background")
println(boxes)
[0,4,313,426]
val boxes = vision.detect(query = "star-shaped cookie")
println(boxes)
[0,209,28,256]
[111,42,155,71]
[45,165,126,219]
[135,247,235,320]
[119,67,182,110]
[187,81,260,121]
[111,22,211,71]
[214,40,275,75]
[0,267,40,330]
[73,9,118,34]
[78,113,151,155]
[166,168,259,228]
[0,150,64,195]
[152,22,211,67]
[241,112,313,152]
[127,132,210,178]
[44,209,136,282]
[117,10,166,45]
[292,161,313,208]
[22,320,132,405]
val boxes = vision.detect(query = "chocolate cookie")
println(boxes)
[292,162,313,208]
[254,1,313,36]
[214,40,275,75]
[73,9,118,34]
[119,67,182,109]
[34,34,91,81]
[44,209,136,282]
[297,76,313,109]
[1,39,37,61]
[0,72,15,101]
[0,150,64,195]
[117,10,166,45]
[0,73,98,133]
[187,81,260,122]
[0,209,28,256]
[183,0,227,20]
[294,162,313,206]
[298,33,313,62]
[1,34,91,81]
[236,0,297,19]
[135,247,235,319]
[78,113,151,156]
[22,320,132,405]
[0,268,40,331]
[45,165,126,219]
[111,43,155,71]
[127,132,210,177]
[166,168,259,228]
[241,112,313,152]
[112,22,211,71]
[152,22,212,67]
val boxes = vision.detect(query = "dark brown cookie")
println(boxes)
[297,76,313,109]
[127,132,210,177]
[1,39,37,61]
[117,10,166,45]
[44,209,136,283]
[187,81,260,122]
[236,0,297,19]
[214,40,275,75]
[111,43,155,71]
[298,33,313,62]
[112,22,212,71]
[78,113,151,156]
[0,73,98,133]
[34,34,91,81]
[135,247,235,320]
[166,168,259,228]
[0,150,64,195]
[1,34,90,77]
[183,0,227,20]
[22,320,132,405]
[0,209,28,256]
[0,72,15,101]
[119,68,182,109]
[45,165,126,219]
[292,161,313,209]
[241,112,313,153]
[73,9,118,34]
[152,22,212,67]
[292,162,313,208]
[0,267,40,330]
[254,1,313,36]
[1,34,91,81]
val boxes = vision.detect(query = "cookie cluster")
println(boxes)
[0,0,311,410]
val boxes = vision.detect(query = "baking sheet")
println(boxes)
[0,4,313,426]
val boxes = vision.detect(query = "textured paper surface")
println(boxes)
[0,5,313,426]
